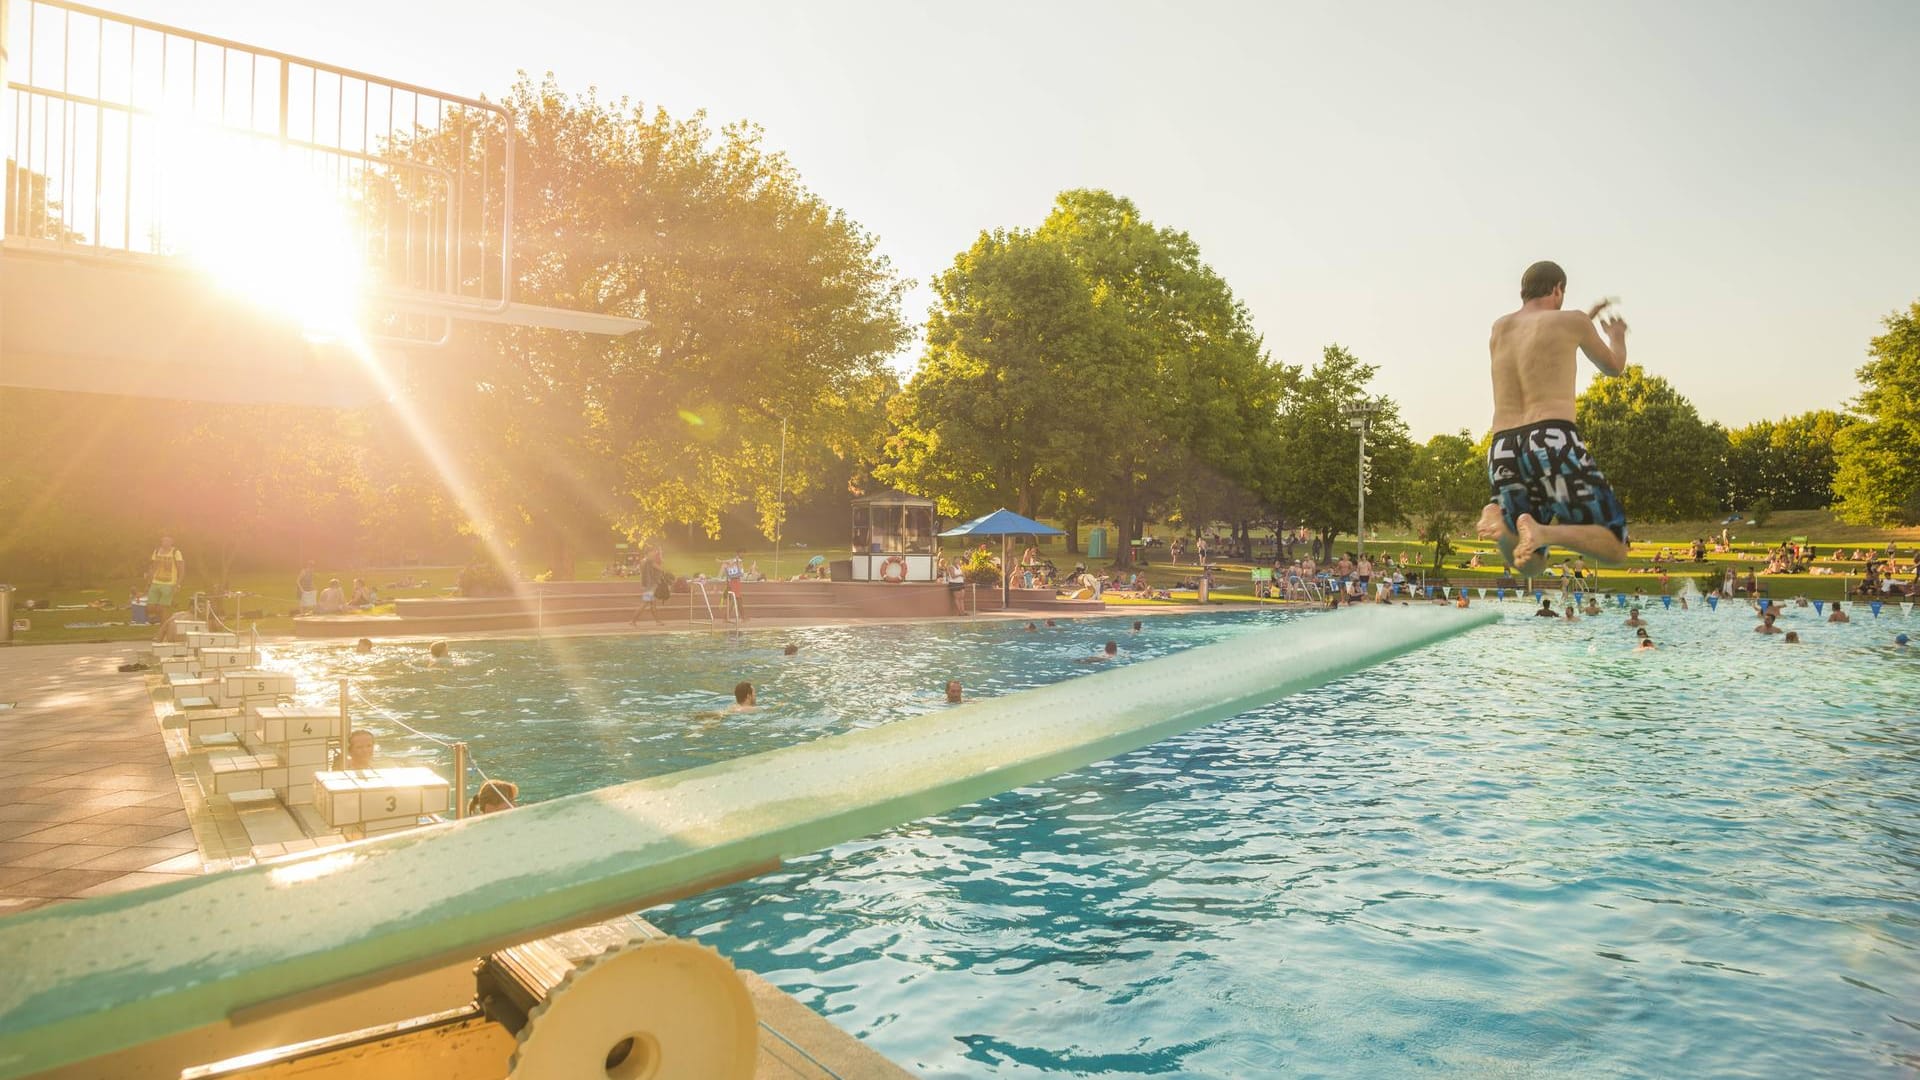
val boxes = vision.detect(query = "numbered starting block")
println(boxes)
[184,631,238,650]
[216,669,296,707]
[172,620,209,636]
[248,706,344,805]
[150,643,190,660]
[314,767,451,834]
[196,647,258,673]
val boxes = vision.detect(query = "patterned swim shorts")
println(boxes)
[1486,420,1629,544]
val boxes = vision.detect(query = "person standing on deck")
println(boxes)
[1478,260,1632,574]
[721,550,747,622]
[146,535,185,626]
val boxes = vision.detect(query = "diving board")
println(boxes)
[0,605,1496,1077]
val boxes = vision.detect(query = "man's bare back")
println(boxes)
[1477,261,1633,571]
[1489,302,1625,431]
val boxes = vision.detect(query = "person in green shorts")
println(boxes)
[147,535,185,623]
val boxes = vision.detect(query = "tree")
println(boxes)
[1035,190,1284,566]
[876,228,1110,517]
[1409,429,1485,517]
[1574,366,1725,521]
[398,76,909,574]
[1833,300,1920,526]
[882,190,1281,565]
[1722,410,1846,511]
[1270,345,1413,552]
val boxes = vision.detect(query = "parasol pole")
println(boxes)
[1003,534,1011,609]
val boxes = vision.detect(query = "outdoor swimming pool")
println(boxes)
[276,603,1919,1077]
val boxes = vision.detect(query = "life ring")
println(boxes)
[878,555,909,584]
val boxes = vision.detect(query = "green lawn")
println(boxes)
[6,513,1912,646]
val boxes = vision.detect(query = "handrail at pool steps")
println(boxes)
[0,605,1497,1077]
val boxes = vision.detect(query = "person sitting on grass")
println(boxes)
[317,578,347,614]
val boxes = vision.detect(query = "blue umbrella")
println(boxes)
[939,509,1067,606]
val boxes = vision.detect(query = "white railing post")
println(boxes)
[454,743,468,820]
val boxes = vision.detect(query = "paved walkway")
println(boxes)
[0,642,199,916]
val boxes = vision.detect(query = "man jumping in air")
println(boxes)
[1478,260,1632,574]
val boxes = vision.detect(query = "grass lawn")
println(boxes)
[6,512,1913,646]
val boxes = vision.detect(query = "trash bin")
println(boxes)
[0,585,13,644]
[1088,528,1108,559]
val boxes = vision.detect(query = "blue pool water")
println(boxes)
[274,603,1920,1077]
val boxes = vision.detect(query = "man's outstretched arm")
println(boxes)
[1577,310,1628,376]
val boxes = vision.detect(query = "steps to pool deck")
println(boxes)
[294,580,1106,638]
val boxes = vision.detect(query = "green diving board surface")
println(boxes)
[0,605,1496,1077]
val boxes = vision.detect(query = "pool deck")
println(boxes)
[0,641,201,916]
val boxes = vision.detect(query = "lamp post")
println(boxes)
[1340,399,1382,558]
[772,416,788,581]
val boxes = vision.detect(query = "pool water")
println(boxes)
[273,603,1920,1077]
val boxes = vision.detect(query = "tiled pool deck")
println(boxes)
[0,642,201,915]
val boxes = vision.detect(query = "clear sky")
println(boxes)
[108,0,1920,437]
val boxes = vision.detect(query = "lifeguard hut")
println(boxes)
[849,490,937,582]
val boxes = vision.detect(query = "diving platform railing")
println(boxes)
[2,0,512,344]
[0,605,1497,1077]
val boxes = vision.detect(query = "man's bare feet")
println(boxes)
[1513,514,1546,567]
[1477,503,1508,540]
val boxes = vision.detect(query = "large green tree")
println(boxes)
[1832,301,1920,526]
[881,190,1282,566]
[1574,366,1725,521]
[1035,190,1283,565]
[876,228,1110,517]
[1721,410,1847,511]
[1270,345,1413,551]
[1409,429,1486,516]
[401,76,909,575]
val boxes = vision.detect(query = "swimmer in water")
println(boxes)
[1635,636,1656,652]
[726,681,757,713]
[1478,261,1632,574]
[1077,640,1120,663]
[945,679,964,703]
[1534,597,1556,618]
[1829,605,1851,624]
[428,639,449,660]
[1783,631,1801,644]
[1583,598,1602,616]
[1756,610,1782,635]
[355,637,373,654]
[1025,622,1038,633]
[1624,606,1646,629]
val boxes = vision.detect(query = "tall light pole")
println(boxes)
[772,416,788,581]
[1340,399,1381,558]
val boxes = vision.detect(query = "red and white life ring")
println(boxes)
[878,555,909,584]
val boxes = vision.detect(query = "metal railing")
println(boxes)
[2,0,514,342]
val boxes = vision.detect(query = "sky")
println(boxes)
[98,0,1920,437]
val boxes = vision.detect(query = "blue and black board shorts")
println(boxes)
[1486,420,1629,544]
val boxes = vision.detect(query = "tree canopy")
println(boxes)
[1721,410,1846,512]
[407,76,910,574]
[1574,366,1725,522]
[881,190,1283,564]
[1832,300,1920,526]
[1269,345,1413,547]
